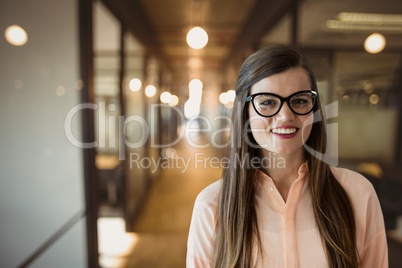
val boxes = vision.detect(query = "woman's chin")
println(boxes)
[261,145,304,157]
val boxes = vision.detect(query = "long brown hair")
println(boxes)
[213,45,359,267]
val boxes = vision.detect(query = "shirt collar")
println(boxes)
[255,161,309,183]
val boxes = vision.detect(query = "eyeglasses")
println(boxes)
[246,90,318,117]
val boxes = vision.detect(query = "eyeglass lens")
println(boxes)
[253,92,315,117]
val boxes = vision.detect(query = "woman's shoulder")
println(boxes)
[329,166,387,260]
[329,165,377,200]
[193,179,222,210]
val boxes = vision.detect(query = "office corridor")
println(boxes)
[123,135,224,267]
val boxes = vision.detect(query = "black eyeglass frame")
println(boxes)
[245,90,318,117]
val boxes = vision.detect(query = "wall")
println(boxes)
[0,0,88,267]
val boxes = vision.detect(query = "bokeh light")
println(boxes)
[186,27,208,49]
[364,33,386,54]
[169,95,179,106]
[160,91,172,103]
[129,78,142,92]
[5,25,28,46]
[145,85,156,97]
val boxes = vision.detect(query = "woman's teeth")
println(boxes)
[271,128,297,134]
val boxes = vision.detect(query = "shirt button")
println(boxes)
[268,186,274,192]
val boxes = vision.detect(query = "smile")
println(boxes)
[271,128,297,134]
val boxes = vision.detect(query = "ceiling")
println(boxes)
[100,0,402,93]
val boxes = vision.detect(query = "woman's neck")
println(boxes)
[260,149,305,201]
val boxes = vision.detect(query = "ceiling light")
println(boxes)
[189,78,203,91]
[219,90,236,106]
[184,99,200,119]
[186,26,208,49]
[188,78,203,103]
[169,95,179,106]
[327,20,402,31]
[129,78,142,92]
[160,91,172,103]
[327,12,402,31]
[219,92,229,105]
[364,33,386,54]
[145,85,156,97]
[226,90,236,102]
[369,94,380,105]
[338,12,402,24]
[5,25,28,46]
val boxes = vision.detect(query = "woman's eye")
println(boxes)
[292,98,309,106]
[262,100,276,105]
[258,99,278,107]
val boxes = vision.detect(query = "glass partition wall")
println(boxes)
[93,0,123,217]
[93,1,162,266]
[123,32,149,231]
[0,0,95,266]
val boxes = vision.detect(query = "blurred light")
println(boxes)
[99,256,128,268]
[226,90,236,102]
[129,78,142,92]
[362,81,374,94]
[189,78,203,91]
[56,86,65,96]
[338,12,402,23]
[369,94,380,105]
[327,12,402,31]
[364,33,386,54]
[145,85,156,97]
[160,91,172,103]
[108,104,116,112]
[219,92,228,104]
[169,95,179,106]
[219,90,236,105]
[75,79,83,90]
[186,26,208,49]
[5,25,28,46]
[326,19,402,31]
[189,79,203,104]
[189,88,203,103]
[98,217,138,267]
[162,148,177,158]
[184,100,200,119]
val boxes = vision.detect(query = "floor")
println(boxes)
[99,134,402,267]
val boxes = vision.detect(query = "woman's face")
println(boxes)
[247,67,314,156]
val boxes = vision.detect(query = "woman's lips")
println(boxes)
[270,127,298,139]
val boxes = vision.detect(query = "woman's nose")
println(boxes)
[276,102,295,121]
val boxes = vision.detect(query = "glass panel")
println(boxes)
[0,0,86,266]
[124,32,148,229]
[31,218,87,268]
[93,0,121,156]
[334,51,399,161]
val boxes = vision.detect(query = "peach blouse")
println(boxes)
[186,164,388,267]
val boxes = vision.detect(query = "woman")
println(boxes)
[186,45,388,267]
